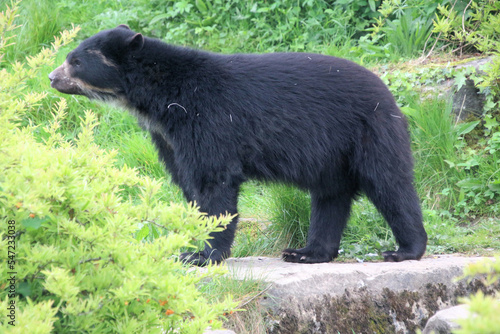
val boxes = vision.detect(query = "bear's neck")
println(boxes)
[122,40,222,133]
[128,40,218,99]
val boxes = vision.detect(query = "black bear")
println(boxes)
[49,25,427,266]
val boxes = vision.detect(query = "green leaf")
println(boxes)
[135,224,150,241]
[457,178,483,190]
[21,216,49,230]
[454,71,468,91]
[400,106,417,117]
[488,180,500,192]
[335,0,353,5]
[17,281,33,297]
[368,0,376,12]
[444,160,456,168]
[484,99,497,112]
[149,13,170,25]
[150,224,160,239]
[195,0,208,14]
[201,15,216,26]
[484,115,499,130]
[455,120,480,136]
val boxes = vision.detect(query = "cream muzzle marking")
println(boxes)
[49,60,119,100]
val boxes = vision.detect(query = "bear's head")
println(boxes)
[49,25,144,102]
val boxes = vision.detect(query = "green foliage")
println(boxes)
[433,0,500,54]
[265,185,311,251]
[443,113,500,218]
[455,257,500,334]
[382,9,434,58]
[333,0,381,33]
[0,0,19,63]
[351,0,452,61]
[432,0,500,100]
[1,0,64,63]
[380,64,500,219]
[88,0,356,53]
[0,7,235,333]
[350,33,392,64]
[340,198,395,261]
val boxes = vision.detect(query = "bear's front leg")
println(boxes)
[180,218,238,266]
[179,177,240,266]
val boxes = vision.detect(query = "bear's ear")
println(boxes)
[117,24,131,30]
[128,33,144,51]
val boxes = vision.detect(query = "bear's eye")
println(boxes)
[72,58,81,67]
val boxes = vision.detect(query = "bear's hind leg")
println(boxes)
[356,118,427,262]
[362,178,427,262]
[282,192,353,263]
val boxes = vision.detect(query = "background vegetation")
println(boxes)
[0,0,498,332]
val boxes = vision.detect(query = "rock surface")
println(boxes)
[422,305,469,334]
[442,56,493,121]
[452,78,486,121]
[225,255,495,334]
[204,330,237,334]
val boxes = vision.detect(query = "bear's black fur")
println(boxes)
[49,25,427,266]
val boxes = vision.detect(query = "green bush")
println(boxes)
[432,0,500,55]
[0,5,235,333]
[432,0,500,106]
[382,8,434,58]
[78,0,358,53]
[350,0,453,62]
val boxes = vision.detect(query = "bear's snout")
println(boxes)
[48,65,64,88]
[48,63,83,95]
[48,70,55,83]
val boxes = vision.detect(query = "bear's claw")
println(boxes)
[282,247,335,264]
[180,250,227,267]
[382,249,423,262]
[180,251,211,266]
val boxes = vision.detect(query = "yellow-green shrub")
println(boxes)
[455,257,500,334]
[0,3,235,333]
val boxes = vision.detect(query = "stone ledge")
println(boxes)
[225,255,496,333]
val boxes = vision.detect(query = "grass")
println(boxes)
[382,9,434,59]
[404,97,466,219]
[199,269,272,334]
[2,0,62,63]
